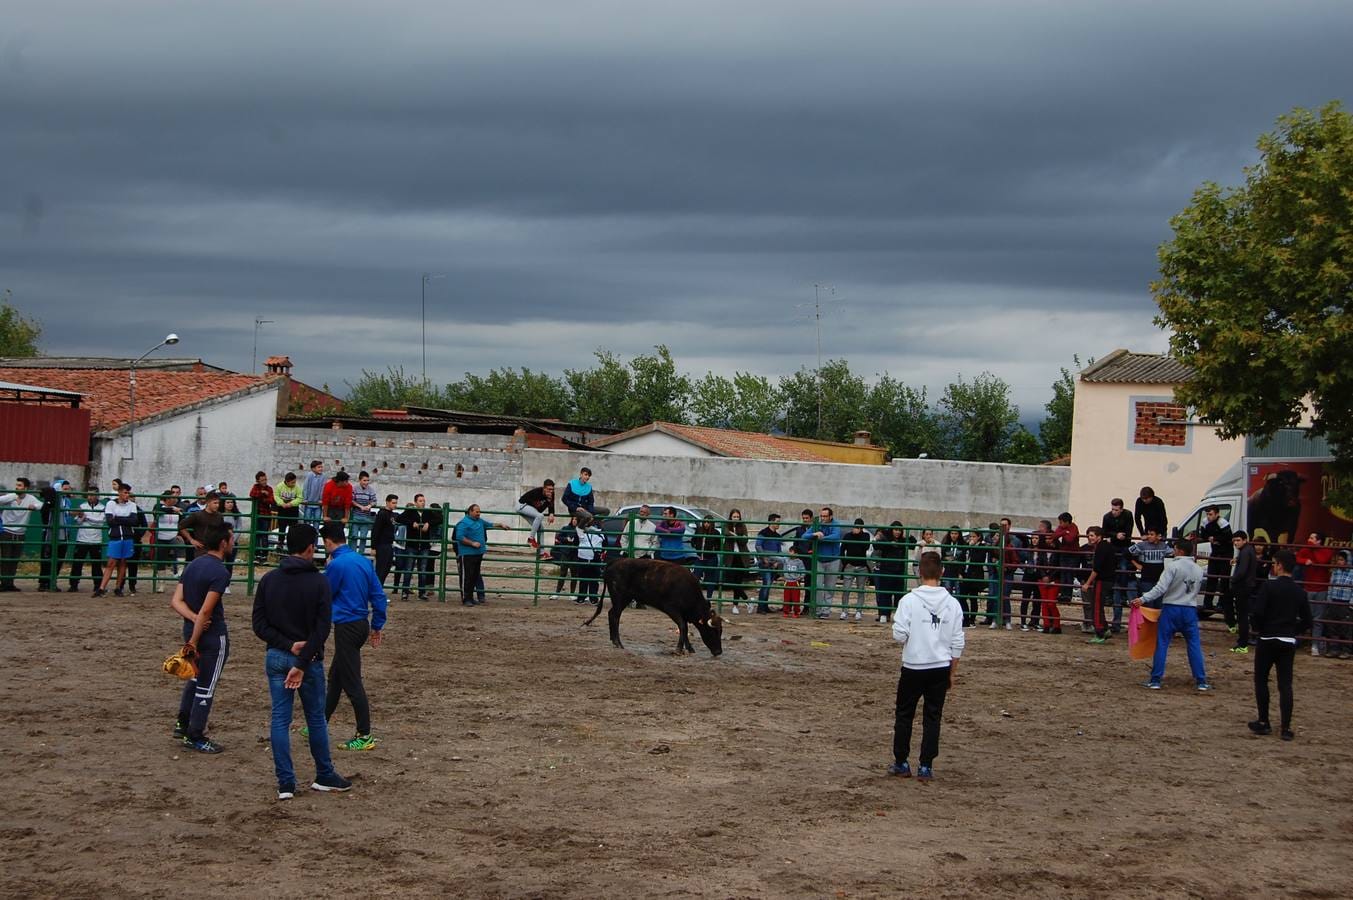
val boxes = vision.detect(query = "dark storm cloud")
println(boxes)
[3,1,1351,410]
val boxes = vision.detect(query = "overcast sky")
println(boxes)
[4,1,1350,416]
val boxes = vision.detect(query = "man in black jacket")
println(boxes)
[1102,498,1135,633]
[1197,505,1234,618]
[1134,487,1168,538]
[1230,530,1259,653]
[1249,549,1314,742]
[251,523,352,799]
[371,494,400,585]
[397,494,442,600]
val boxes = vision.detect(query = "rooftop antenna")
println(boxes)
[252,316,274,373]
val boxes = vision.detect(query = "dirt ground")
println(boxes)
[2,582,1351,900]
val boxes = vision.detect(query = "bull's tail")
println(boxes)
[582,577,610,627]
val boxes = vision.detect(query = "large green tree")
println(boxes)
[689,372,783,432]
[0,290,42,356]
[445,367,572,419]
[939,372,1022,462]
[344,366,449,415]
[779,359,869,441]
[1039,355,1091,461]
[863,375,943,459]
[564,350,633,429]
[1153,102,1353,505]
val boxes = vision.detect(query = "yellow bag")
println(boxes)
[163,643,199,680]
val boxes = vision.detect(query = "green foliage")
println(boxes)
[690,372,784,432]
[627,345,690,426]
[1039,355,1090,461]
[1153,101,1353,506]
[0,290,42,357]
[863,375,943,459]
[344,366,449,415]
[779,359,868,441]
[1006,426,1047,465]
[445,367,571,419]
[939,372,1022,462]
[565,350,636,430]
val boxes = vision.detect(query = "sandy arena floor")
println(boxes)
[2,584,1350,899]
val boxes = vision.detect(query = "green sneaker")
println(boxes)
[1089,636,1109,645]
[299,725,309,738]
[339,733,377,752]
[1230,645,1250,654]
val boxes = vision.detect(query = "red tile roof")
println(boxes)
[0,367,272,432]
[592,422,834,462]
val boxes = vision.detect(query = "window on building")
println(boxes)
[1131,399,1188,449]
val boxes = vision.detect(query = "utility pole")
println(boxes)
[252,316,274,373]
[813,283,827,435]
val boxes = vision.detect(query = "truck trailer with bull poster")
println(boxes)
[1175,430,1349,549]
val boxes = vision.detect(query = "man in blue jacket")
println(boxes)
[562,467,596,516]
[809,506,842,619]
[320,522,387,751]
[453,504,509,606]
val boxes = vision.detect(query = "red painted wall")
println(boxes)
[0,404,92,465]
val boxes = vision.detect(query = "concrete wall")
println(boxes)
[92,387,281,497]
[0,461,89,489]
[603,431,714,457]
[1068,380,1243,530]
[521,449,1069,528]
[273,426,526,538]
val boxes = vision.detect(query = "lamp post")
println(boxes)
[421,272,445,381]
[125,333,180,460]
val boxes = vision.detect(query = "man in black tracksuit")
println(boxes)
[1230,530,1260,653]
[1197,505,1233,618]
[371,494,400,585]
[1249,549,1314,742]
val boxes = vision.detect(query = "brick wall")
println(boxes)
[273,427,525,525]
[1133,401,1187,447]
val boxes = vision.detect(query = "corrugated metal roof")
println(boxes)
[1078,349,1195,384]
[1246,429,1331,458]
[0,380,84,398]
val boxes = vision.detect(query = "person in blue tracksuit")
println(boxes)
[320,522,387,751]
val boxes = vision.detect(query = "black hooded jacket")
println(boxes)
[252,555,332,665]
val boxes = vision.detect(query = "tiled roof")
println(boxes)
[1078,349,1195,384]
[592,422,835,462]
[0,367,271,431]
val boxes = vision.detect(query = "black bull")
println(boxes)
[583,558,724,656]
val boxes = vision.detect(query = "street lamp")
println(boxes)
[252,316,274,373]
[421,272,445,381]
[125,333,180,460]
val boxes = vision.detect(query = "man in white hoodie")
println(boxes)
[889,552,966,781]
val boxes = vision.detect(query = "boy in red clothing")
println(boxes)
[1296,532,1334,657]
[322,471,354,523]
[1052,512,1081,605]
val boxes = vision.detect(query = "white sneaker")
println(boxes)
[988,622,998,629]
[731,604,741,614]
[1005,623,1013,630]
[880,614,889,624]
[853,611,862,621]
[549,594,561,601]
[1020,625,1030,632]
[840,611,849,620]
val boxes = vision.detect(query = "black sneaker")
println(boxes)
[113,588,124,597]
[1281,729,1295,742]
[183,736,224,754]
[1247,720,1272,735]
[278,782,296,801]
[311,773,352,793]
[92,588,106,598]
[172,720,187,740]
[126,585,137,595]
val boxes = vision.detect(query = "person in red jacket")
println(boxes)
[1052,512,1081,606]
[1295,531,1334,657]
[322,471,355,523]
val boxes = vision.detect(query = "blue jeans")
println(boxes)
[757,562,781,610]
[266,648,338,789]
[348,518,373,553]
[1150,605,1208,685]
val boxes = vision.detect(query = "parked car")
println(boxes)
[600,503,721,557]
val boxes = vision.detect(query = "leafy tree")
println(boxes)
[1006,426,1047,465]
[863,375,943,459]
[1039,355,1091,461]
[779,359,868,441]
[627,345,690,426]
[0,290,42,356]
[1152,102,1353,506]
[939,372,1021,462]
[445,367,571,419]
[690,371,783,432]
[344,366,449,415]
[564,350,633,429]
